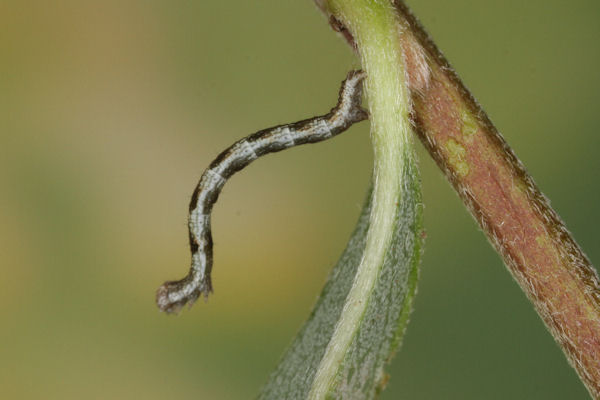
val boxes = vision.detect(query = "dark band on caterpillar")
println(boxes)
[156,70,368,313]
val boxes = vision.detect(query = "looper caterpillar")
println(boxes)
[156,70,368,313]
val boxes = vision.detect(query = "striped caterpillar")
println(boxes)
[156,70,368,313]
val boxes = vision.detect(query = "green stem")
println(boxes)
[318,0,600,396]
[308,1,412,398]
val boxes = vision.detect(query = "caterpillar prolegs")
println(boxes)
[156,70,368,313]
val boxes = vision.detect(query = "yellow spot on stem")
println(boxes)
[461,109,478,141]
[445,139,469,178]
[536,235,548,247]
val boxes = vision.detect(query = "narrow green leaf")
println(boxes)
[258,151,423,399]
[259,2,421,398]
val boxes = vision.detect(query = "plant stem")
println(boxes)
[320,1,600,397]
[309,1,413,398]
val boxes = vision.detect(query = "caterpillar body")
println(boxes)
[157,70,367,313]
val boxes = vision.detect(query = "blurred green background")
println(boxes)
[1,1,599,398]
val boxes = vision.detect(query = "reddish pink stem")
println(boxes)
[395,3,600,397]
[322,2,600,397]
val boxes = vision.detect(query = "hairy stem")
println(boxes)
[396,4,600,397]
[321,1,600,397]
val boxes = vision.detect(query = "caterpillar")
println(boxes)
[156,70,368,313]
